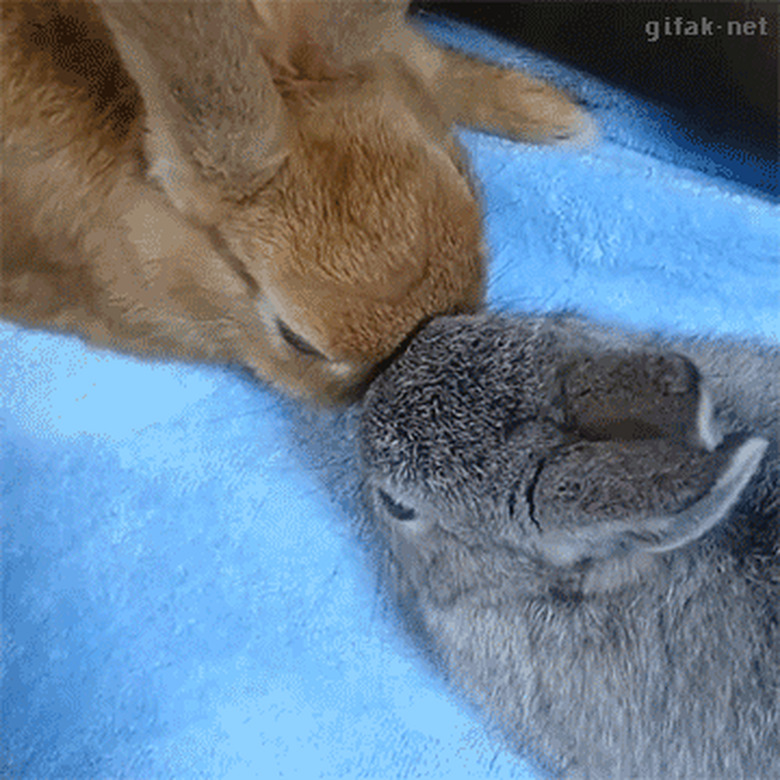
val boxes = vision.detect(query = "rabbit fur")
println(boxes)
[0,0,593,402]
[353,313,779,779]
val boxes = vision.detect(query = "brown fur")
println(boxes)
[1,0,594,402]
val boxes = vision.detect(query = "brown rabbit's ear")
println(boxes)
[99,0,288,223]
[247,1,407,88]
[530,436,767,567]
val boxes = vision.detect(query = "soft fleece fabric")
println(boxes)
[2,15,778,780]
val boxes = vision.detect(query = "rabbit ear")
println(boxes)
[99,0,289,222]
[638,437,768,554]
[530,436,767,567]
[561,351,721,451]
[247,1,406,85]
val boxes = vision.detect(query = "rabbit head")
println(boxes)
[99,1,484,402]
[359,315,768,603]
[329,312,777,778]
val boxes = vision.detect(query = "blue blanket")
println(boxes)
[2,16,778,780]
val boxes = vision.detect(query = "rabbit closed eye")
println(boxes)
[359,313,779,779]
[1,1,593,402]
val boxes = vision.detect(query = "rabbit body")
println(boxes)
[360,314,779,779]
[0,1,592,402]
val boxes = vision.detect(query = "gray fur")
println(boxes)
[354,313,779,779]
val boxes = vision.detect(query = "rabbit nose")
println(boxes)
[377,488,416,521]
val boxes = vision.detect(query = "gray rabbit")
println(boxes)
[357,313,779,779]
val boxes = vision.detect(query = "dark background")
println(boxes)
[411,2,778,168]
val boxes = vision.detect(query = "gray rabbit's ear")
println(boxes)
[560,352,721,451]
[529,436,767,567]
[100,0,288,222]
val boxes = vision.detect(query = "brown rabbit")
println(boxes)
[1,0,593,402]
